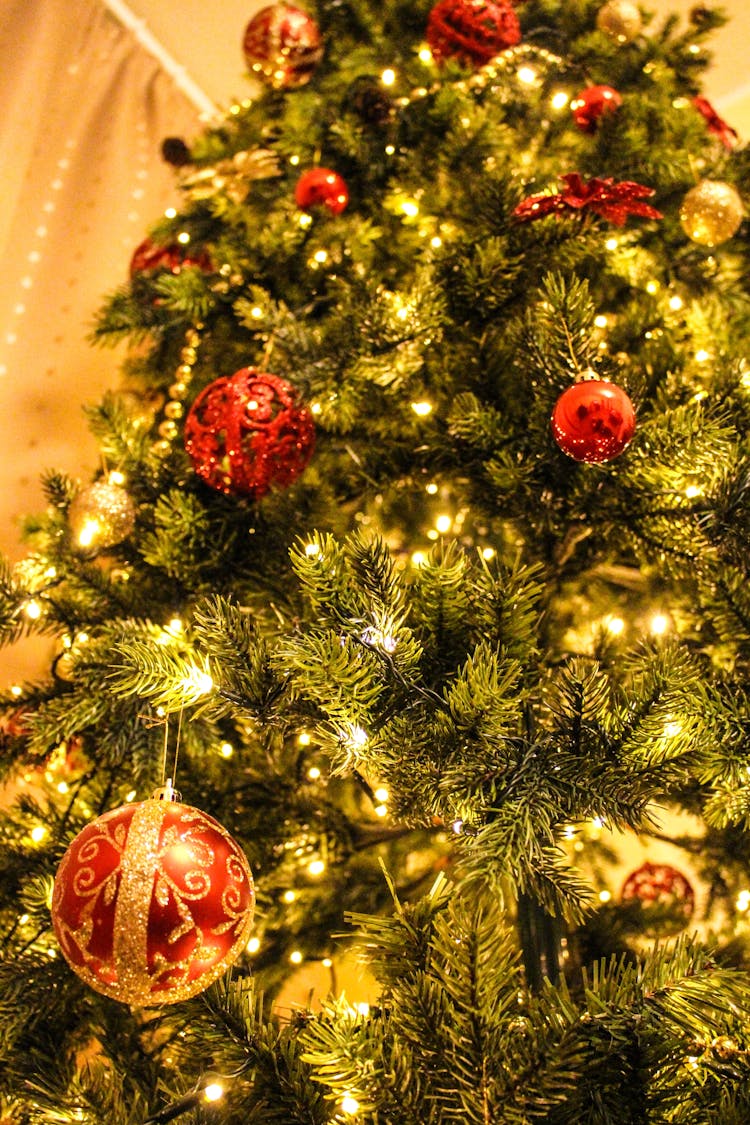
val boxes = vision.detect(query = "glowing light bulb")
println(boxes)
[176,231,191,245]
[551,90,569,110]
[24,600,42,620]
[411,551,428,567]
[646,280,658,295]
[125,790,137,802]
[204,1084,224,1103]
[517,66,537,84]
[594,314,608,329]
[308,765,321,780]
[668,295,684,311]
[308,859,326,876]
[305,542,322,557]
[289,154,300,166]
[283,890,297,903]
[605,616,625,636]
[695,349,710,363]
[10,685,22,697]
[374,787,389,802]
[322,957,333,968]
[650,613,669,636]
[435,514,452,534]
[482,547,496,560]
[430,235,442,248]
[164,207,177,219]
[381,68,396,86]
[411,401,432,416]
[400,199,419,218]
[219,742,234,759]
[290,950,303,964]
[30,825,46,843]
[250,305,264,319]
[313,250,328,264]
[598,890,612,903]
[375,805,388,817]
[247,936,261,953]
[341,1096,360,1115]
[180,664,214,697]
[685,484,703,499]
[419,46,433,63]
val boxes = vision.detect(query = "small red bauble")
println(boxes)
[243,4,323,89]
[129,237,212,278]
[621,861,695,935]
[551,379,635,463]
[427,0,521,67]
[52,791,255,1006]
[295,168,349,215]
[570,85,622,133]
[184,368,315,498]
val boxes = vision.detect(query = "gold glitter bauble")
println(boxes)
[596,0,643,42]
[680,180,745,247]
[68,480,136,551]
[52,793,255,1006]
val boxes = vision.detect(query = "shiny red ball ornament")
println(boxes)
[52,788,255,1006]
[184,368,315,498]
[570,85,622,133]
[294,168,349,215]
[129,237,212,278]
[551,379,635,463]
[427,0,521,67]
[243,3,323,89]
[621,861,695,935]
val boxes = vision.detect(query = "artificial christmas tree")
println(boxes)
[4,0,750,1121]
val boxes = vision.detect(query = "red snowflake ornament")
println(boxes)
[184,368,315,499]
[427,0,521,67]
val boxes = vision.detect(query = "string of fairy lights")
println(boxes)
[5,28,750,1121]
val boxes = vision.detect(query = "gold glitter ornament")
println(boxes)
[680,179,745,246]
[68,480,136,551]
[596,0,643,42]
[51,788,255,1007]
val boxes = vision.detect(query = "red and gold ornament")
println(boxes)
[621,861,695,934]
[52,787,255,1006]
[570,85,622,133]
[551,378,635,463]
[294,168,349,215]
[514,173,662,227]
[129,237,213,278]
[426,0,521,67]
[184,367,315,499]
[243,4,323,89]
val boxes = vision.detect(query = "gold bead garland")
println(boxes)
[151,324,204,458]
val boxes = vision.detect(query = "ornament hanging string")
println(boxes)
[159,708,185,792]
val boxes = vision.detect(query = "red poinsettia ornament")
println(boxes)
[513,173,663,227]
[129,237,213,278]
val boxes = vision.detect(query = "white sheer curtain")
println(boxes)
[0,0,202,682]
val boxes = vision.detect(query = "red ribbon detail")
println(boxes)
[513,172,663,227]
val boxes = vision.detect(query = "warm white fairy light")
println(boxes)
[685,484,703,499]
[298,213,313,229]
[605,615,625,636]
[283,890,297,903]
[203,1084,224,1103]
[401,199,419,219]
[482,547,496,560]
[374,804,388,818]
[668,295,684,311]
[663,720,682,738]
[176,231,191,245]
[517,65,538,85]
[10,685,22,698]
[646,280,659,295]
[30,825,46,843]
[411,550,428,567]
[179,663,214,699]
[605,237,619,251]
[307,766,321,782]
[598,889,612,903]
[594,314,608,329]
[57,781,69,795]
[736,890,750,913]
[164,207,177,219]
[381,68,396,86]
[308,859,326,876]
[250,305,264,319]
[125,789,137,802]
[418,45,433,63]
[289,154,300,166]
[650,613,669,636]
[290,950,303,964]
[374,787,389,802]
[550,90,569,110]
[24,600,42,620]
[385,144,396,155]
[341,1096,360,1115]
[247,935,261,953]
[220,742,234,759]
[695,349,711,363]
[435,514,452,534]
[305,541,322,558]
[19,913,29,925]
[313,250,328,263]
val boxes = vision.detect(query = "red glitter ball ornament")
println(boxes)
[243,3,323,89]
[184,368,315,498]
[621,861,695,935]
[51,789,255,1006]
[294,168,349,215]
[129,237,212,278]
[551,379,635,463]
[426,0,521,67]
[570,85,622,133]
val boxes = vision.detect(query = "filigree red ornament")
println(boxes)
[621,861,695,935]
[426,0,521,66]
[129,237,213,278]
[52,790,255,1006]
[570,85,622,133]
[295,168,349,215]
[513,172,663,227]
[243,4,323,89]
[693,95,738,149]
[551,379,635,463]
[184,368,315,498]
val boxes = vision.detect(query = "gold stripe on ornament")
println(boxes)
[112,798,166,1005]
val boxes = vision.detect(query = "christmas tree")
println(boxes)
[5,0,750,1119]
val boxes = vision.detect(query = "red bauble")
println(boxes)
[129,237,213,278]
[551,379,635,463]
[243,4,323,89]
[570,85,622,133]
[294,168,349,215]
[52,792,255,1006]
[621,861,695,934]
[427,0,521,67]
[184,368,315,498]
